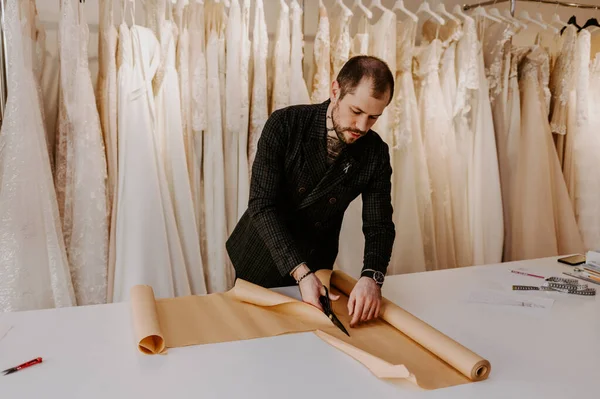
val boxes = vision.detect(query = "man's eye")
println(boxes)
[369,115,378,120]
[352,110,361,115]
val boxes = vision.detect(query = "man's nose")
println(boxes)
[355,115,369,133]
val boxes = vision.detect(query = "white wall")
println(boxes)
[34,0,600,87]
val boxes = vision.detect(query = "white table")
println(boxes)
[0,256,597,398]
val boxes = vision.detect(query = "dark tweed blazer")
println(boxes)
[226,100,395,288]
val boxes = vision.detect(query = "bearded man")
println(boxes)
[226,56,395,327]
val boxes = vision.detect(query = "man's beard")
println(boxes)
[331,102,367,144]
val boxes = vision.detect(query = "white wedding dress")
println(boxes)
[270,0,291,113]
[248,0,269,172]
[55,0,109,305]
[310,3,330,104]
[0,0,76,311]
[289,0,310,105]
[329,2,352,79]
[224,0,242,236]
[204,2,233,292]
[389,18,435,274]
[152,0,206,295]
[415,39,457,270]
[237,0,252,219]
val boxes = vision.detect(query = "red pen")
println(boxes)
[2,357,43,376]
[511,270,545,279]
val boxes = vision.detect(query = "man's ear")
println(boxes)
[330,80,340,103]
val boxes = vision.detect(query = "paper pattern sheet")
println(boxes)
[131,270,491,390]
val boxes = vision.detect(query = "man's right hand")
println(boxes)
[292,264,339,311]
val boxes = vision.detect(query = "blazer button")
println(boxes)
[329,197,337,204]
[298,187,306,194]
[314,222,322,228]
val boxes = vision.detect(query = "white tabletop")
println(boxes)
[0,256,597,398]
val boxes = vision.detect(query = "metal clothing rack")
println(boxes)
[463,0,600,15]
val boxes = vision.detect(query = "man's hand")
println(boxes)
[293,265,339,311]
[348,276,381,327]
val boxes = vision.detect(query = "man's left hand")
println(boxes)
[347,277,382,327]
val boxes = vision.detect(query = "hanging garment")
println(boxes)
[329,1,352,79]
[289,0,310,105]
[388,17,436,274]
[414,39,457,270]
[350,13,369,58]
[152,0,206,295]
[572,31,600,251]
[54,0,108,306]
[237,0,252,219]
[549,25,577,166]
[469,19,504,265]
[0,0,76,311]
[97,0,119,301]
[224,0,242,236]
[310,3,330,104]
[248,0,269,171]
[270,0,291,113]
[204,2,234,293]
[510,46,584,261]
[113,21,190,301]
[189,0,208,267]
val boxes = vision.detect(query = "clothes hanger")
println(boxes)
[452,4,471,21]
[560,15,581,34]
[435,2,460,24]
[392,0,418,22]
[369,0,389,12]
[335,0,354,17]
[416,1,445,25]
[353,0,372,19]
[580,16,600,32]
[503,9,527,29]
[533,0,557,33]
[473,6,503,24]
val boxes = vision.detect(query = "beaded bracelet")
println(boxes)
[296,270,313,284]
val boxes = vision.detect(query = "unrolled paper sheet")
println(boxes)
[131,270,491,390]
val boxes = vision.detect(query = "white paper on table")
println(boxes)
[467,290,555,313]
[0,323,12,342]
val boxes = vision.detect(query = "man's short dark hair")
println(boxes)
[336,56,395,105]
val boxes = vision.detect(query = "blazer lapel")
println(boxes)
[301,101,328,189]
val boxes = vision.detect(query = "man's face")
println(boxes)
[329,79,389,145]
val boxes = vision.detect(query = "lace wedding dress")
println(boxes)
[248,0,269,171]
[329,1,352,79]
[415,39,457,270]
[389,18,436,274]
[311,3,330,104]
[204,1,233,292]
[237,0,252,219]
[55,0,108,305]
[510,47,584,260]
[0,0,76,311]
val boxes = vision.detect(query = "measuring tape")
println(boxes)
[513,284,596,296]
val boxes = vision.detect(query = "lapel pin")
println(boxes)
[343,163,351,174]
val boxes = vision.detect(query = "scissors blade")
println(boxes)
[327,312,350,337]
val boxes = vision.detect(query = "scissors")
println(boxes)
[319,286,350,337]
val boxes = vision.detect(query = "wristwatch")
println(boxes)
[361,269,385,286]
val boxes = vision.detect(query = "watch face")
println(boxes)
[373,271,384,284]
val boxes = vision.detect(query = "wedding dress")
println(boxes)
[270,0,291,113]
[0,0,76,311]
[388,17,435,274]
[204,2,233,292]
[329,1,352,79]
[152,0,205,295]
[55,0,108,305]
[97,0,119,300]
[113,12,190,301]
[469,18,504,265]
[311,3,330,104]
[225,0,242,235]
[510,46,584,260]
[290,0,310,105]
[415,39,457,270]
[248,0,269,171]
[237,0,251,219]
[573,44,600,250]
[350,13,369,58]
[189,1,208,266]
